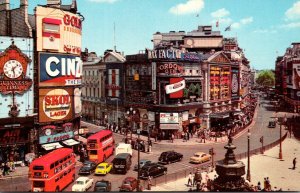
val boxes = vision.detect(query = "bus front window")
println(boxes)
[89,150,97,155]
[33,181,45,187]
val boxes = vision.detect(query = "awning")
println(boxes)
[160,124,181,130]
[210,112,229,119]
[42,142,63,151]
[78,135,87,144]
[62,139,80,146]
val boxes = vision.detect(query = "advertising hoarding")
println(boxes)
[39,123,75,144]
[39,52,82,87]
[166,78,185,98]
[0,38,34,118]
[39,88,74,123]
[231,68,240,100]
[36,6,82,56]
[293,63,300,89]
[160,113,179,124]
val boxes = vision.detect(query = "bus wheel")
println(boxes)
[55,186,60,192]
[103,155,107,161]
[72,174,75,182]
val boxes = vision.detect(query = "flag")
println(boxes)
[216,20,219,28]
[225,25,231,31]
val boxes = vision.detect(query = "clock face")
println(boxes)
[186,39,193,46]
[3,60,23,79]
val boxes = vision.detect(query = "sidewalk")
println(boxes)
[147,137,300,191]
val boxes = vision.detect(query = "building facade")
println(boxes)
[275,43,300,113]
[0,0,35,163]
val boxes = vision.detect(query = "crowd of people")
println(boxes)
[0,161,16,177]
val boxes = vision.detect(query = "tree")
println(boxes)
[256,70,275,87]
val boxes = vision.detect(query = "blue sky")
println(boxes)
[10,0,300,70]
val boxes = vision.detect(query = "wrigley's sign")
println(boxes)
[147,49,201,61]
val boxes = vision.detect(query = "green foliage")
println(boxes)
[256,70,275,87]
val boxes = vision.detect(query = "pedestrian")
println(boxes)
[293,157,297,170]
[171,133,174,143]
[266,177,271,191]
[257,181,262,191]
[147,175,152,190]
[187,172,193,186]
[263,178,267,190]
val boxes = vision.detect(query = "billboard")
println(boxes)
[39,123,75,144]
[166,78,185,98]
[293,63,300,89]
[160,113,179,124]
[36,6,82,56]
[39,88,74,123]
[231,68,240,100]
[0,38,34,118]
[39,52,82,87]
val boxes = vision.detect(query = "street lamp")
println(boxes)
[137,129,141,192]
[246,129,251,182]
[127,108,136,140]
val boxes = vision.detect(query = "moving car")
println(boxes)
[139,163,167,179]
[112,153,132,174]
[115,143,133,156]
[134,159,152,171]
[119,177,138,192]
[189,152,211,164]
[95,162,112,175]
[79,160,97,175]
[72,177,94,192]
[268,121,276,128]
[94,180,112,192]
[158,151,183,164]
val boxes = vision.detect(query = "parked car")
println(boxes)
[134,159,152,171]
[189,152,211,164]
[119,177,138,192]
[112,153,132,174]
[158,151,183,164]
[139,163,167,179]
[268,121,276,128]
[79,160,97,175]
[95,162,112,175]
[94,180,112,192]
[72,177,94,192]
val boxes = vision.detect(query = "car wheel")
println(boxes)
[55,186,59,192]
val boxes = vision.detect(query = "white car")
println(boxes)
[72,177,94,192]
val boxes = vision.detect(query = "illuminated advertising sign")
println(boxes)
[166,78,185,98]
[157,62,184,75]
[160,113,179,124]
[39,88,73,123]
[231,68,239,100]
[39,53,82,87]
[39,131,74,144]
[36,6,82,55]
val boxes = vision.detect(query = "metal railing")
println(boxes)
[140,132,288,188]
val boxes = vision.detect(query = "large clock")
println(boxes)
[3,60,23,79]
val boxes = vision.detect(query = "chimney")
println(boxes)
[20,0,27,6]
[20,0,32,37]
[0,0,9,11]
[47,0,61,8]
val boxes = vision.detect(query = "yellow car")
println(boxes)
[190,152,211,164]
[95,162,112,175]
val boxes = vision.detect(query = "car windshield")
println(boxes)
[76,181,84,185]
[114,160,125,165]
[97,166,105,169]
[81,166,90,170]
[95,182,107,187]
[194,154,200,157]
[123,180,131,185]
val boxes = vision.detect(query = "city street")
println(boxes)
[0,96,290,192]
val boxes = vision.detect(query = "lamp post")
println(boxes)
[127,107,136,140]
[246,129,251,182]
[137,129,141,192]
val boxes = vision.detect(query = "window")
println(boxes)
[33,181,45,188]
[33,166,44,170]
[90,150,97,155]
[50,163,54,169]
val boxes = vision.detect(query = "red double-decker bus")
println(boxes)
[87,129,115,163]
[29,148,76,192]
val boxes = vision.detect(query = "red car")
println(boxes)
[119,177,137,192]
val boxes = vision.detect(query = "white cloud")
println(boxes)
[280,22,300,28]
[241,17,253,25]
[231,22,240,29]
[253,29,277,33]
[88,0,119,3]
[169,0,204,15]
[211,8,230,18]
[285,1,300,20]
